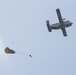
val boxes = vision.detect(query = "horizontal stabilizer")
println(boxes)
[46,20,52,32]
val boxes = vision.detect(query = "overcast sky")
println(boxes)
[0,0,76,75]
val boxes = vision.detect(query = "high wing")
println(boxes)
[56,9,63,23]
[61,28,67,36]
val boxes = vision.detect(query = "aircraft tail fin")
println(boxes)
[46,20,52,32]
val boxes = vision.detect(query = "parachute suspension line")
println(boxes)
[4,47,32,58]
[16,52,32,58]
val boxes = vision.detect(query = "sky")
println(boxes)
[0,0,76,75]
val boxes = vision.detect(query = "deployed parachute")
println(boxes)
[5,47,15,54]
[4,47,32,58]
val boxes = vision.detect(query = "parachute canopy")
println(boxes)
[5,47,15,54]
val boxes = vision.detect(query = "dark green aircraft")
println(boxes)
[46,8,73,36]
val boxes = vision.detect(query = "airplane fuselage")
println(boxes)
[50,21,72,30]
